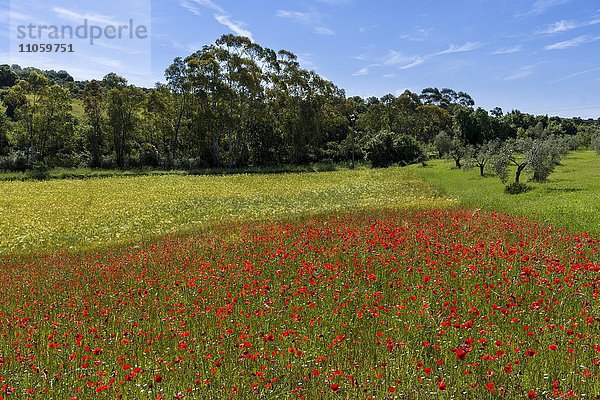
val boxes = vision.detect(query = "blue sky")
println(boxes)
[2,0,600,118]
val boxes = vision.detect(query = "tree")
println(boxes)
[592,130,600,155]
[464,140,500,177]
[448,136,469,169]
[0,65,18,88]
[106,82,142,168]
[36,84,75,166]
[0,103,10,155]
[433,131,452,158]
[491,137,563,186]
[364,131,423,167]
[83,80,104,167]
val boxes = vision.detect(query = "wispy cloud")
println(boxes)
[351,52,371,61]
[180,0,253,40]
[359,25,379,33]
[382,50,424,69]
[53,7,121,26]
[191,0,225,14]
[276,9,335,36]
[314,26,335,36]
[399,27,432,42]
[538,17,600,34]
[540,20,576,33]
[352,67,369,76]
[179,0,202,16]
[433,41,483,56]
[0,10,33,23]
[382,73,396,79]
[89,56,124,69]
[276,10,319,25]
[550,66,600,83]
[214,15,253,40]
[316,0,351,4]
[545,34,600,50]
[519,0,572,16]
[504,65,535,81]
[491,44,523,54]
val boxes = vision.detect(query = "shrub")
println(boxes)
[592,132,600,155]
[365,131,424,168]
[504,182,531,195]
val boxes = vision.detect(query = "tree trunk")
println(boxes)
[454,157,462,169]
[479,164,484,177]
[515,164,526,184]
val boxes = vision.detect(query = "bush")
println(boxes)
[0,150,29,172]
[365,131,423,168]
[504,182,531,195]
[592,132,600,155]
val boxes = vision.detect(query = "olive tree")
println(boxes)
[592,131,600,155]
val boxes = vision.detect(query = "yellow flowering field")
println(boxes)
[0,168,454,254]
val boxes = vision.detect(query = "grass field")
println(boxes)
[410,150,600,236]
[0,167,453,255]
[1,152,598,399]
[0,209,597,399]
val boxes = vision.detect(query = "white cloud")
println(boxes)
[544,35,600,50]
[541,20,576,33]
[89,56,124,69]
[382,73,396,79]
[520,0,572,16]
[179,0,254,41]
[433,41,482,56]
[491,45,523,54]
[276,9,334,37]
[53,7,121,26]
[214,15,253,40]
[550,66,600,83]
[314,26,335,36]
[191,0,225,14]
[179,0,202,16]
[538,17,600,34]
[352,67,369,76]
[359,25,379,33]
[276,10,320,25]
[504,65,535,81]
[0,10,33,23]
[382,50,424,69]
[399,27,432,42]
[316,0,351,4]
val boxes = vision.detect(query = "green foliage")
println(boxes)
[0,167,453,254]
[365,130,423,167]
[503,181,531,194]
[592,130,600,154]
[411,150,600,235]
[433,131,452,157]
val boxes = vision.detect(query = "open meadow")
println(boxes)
[0,168,453,255]
[0,154,599,399]
[411,150,600,236]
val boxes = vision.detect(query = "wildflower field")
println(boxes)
[0,209,598,399]
[1,160,599,399]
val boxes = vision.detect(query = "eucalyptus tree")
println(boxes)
[164,57,191,160]
[36,84,74,163]
[105,77,143,168]
[6,72,48,163]
[83,80,104,167]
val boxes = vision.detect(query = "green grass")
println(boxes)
[410,150,600,236]
[0,167,454,255]
[0,163,344,182]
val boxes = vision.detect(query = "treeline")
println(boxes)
[0,34,599,172]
